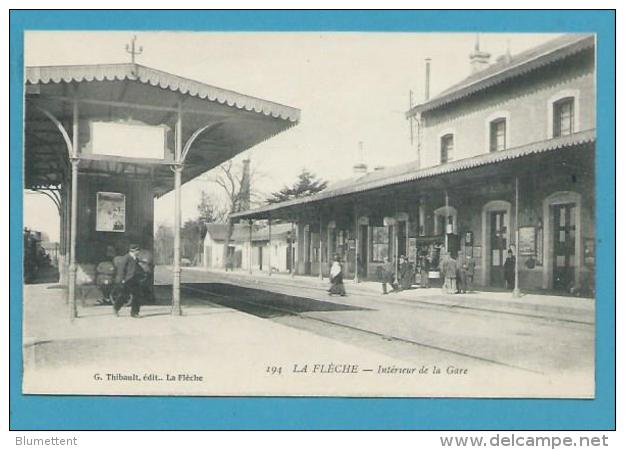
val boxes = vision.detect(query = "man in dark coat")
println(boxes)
[464,256,476,292]
[113,244,145,317]
[456,256,467,294]
[419,252,430,288]
[380,257,398,294]
[442,252,458,294]
[399,255,413,291]
[504,249,516,290]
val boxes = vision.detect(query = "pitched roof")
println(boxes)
[204,223,234,242]
[205,222,294,243]
[407,34,594,116]
[231,129,595,220]
[248,222,294,241]
[26,63,300,122]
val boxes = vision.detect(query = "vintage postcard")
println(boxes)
[21,29,597,399]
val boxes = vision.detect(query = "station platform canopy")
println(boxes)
[23,62,300,320]
[25,63,300,196]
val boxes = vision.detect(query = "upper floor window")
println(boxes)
[489,118,506,152]
[440,134,454,164]
[553,97,575,137]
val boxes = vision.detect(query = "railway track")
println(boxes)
[180,271,594,327]
[181,283,546,375]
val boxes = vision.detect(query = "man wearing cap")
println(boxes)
[113,244,145,318]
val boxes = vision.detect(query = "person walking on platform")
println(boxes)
[439,252,448,294]
[456,257,467,294]
[113,244,145,318]
[464,256,476,292]
[328,254,346,297]
[419,252,430,289]
[399,255,412,291]
[441,252,458,294]
[380,257,398,294]
[504,249,516,290]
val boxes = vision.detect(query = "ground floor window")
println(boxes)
[371,226,389,262]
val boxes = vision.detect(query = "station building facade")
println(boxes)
[233,34,596,294]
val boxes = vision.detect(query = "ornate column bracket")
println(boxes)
[32,105,74,159]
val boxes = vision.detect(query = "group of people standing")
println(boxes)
[328,248,514,298]
[380,255,414,294]
[439,252,476,294]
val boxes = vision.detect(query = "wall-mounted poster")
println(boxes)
[584,237,595,266]
[96,192,126,232]
[518,226,537,256]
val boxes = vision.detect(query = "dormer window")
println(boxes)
[553,97,575,137]
[440,134,454,164]
[489,118,506,152]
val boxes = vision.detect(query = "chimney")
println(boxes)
[496,41,513,65]
[353,141,368,176]
[424,58,431,101]
[469,34,491,74]
[240,159,251,210]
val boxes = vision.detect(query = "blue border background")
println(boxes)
[9,10,615,430]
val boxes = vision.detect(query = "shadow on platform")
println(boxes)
[154,282,371,319]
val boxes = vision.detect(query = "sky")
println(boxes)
[23,31,560,241]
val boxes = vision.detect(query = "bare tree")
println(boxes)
[197,190,227,224]
[213,159,261,269]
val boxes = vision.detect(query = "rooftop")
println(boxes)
[231,130,596,220]
[25,63,300,196]
[407,33,595,116]
[205,222,293,242]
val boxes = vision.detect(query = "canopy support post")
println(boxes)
[288,221,294,275]
[394,200,399,283]
[68,99,79,321]
[319,211,323,280]
[354,205,360,283]
[444,189,449,253]
[171,103,183,316]
[172,163,183,315]
[248,219,253,274]
[267,216,272,276]
[513,176,521,298]
[292,216,299,277]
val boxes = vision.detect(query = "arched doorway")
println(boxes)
[481,200,512,287]
[542,191,582,291]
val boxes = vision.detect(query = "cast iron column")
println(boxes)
[171,104,183,316]
[513,177,521,297]
[354,205,359,283]
[172,164,183,315]
[68,99,79,321]
[68,158,79,320]
[319,211,323,280]
[267,217,272,276]
[248,219,253,274]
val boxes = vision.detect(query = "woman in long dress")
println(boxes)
[328,254,346,296]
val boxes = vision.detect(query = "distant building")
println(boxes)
[203,222,297,273]
[233,34,596,294]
